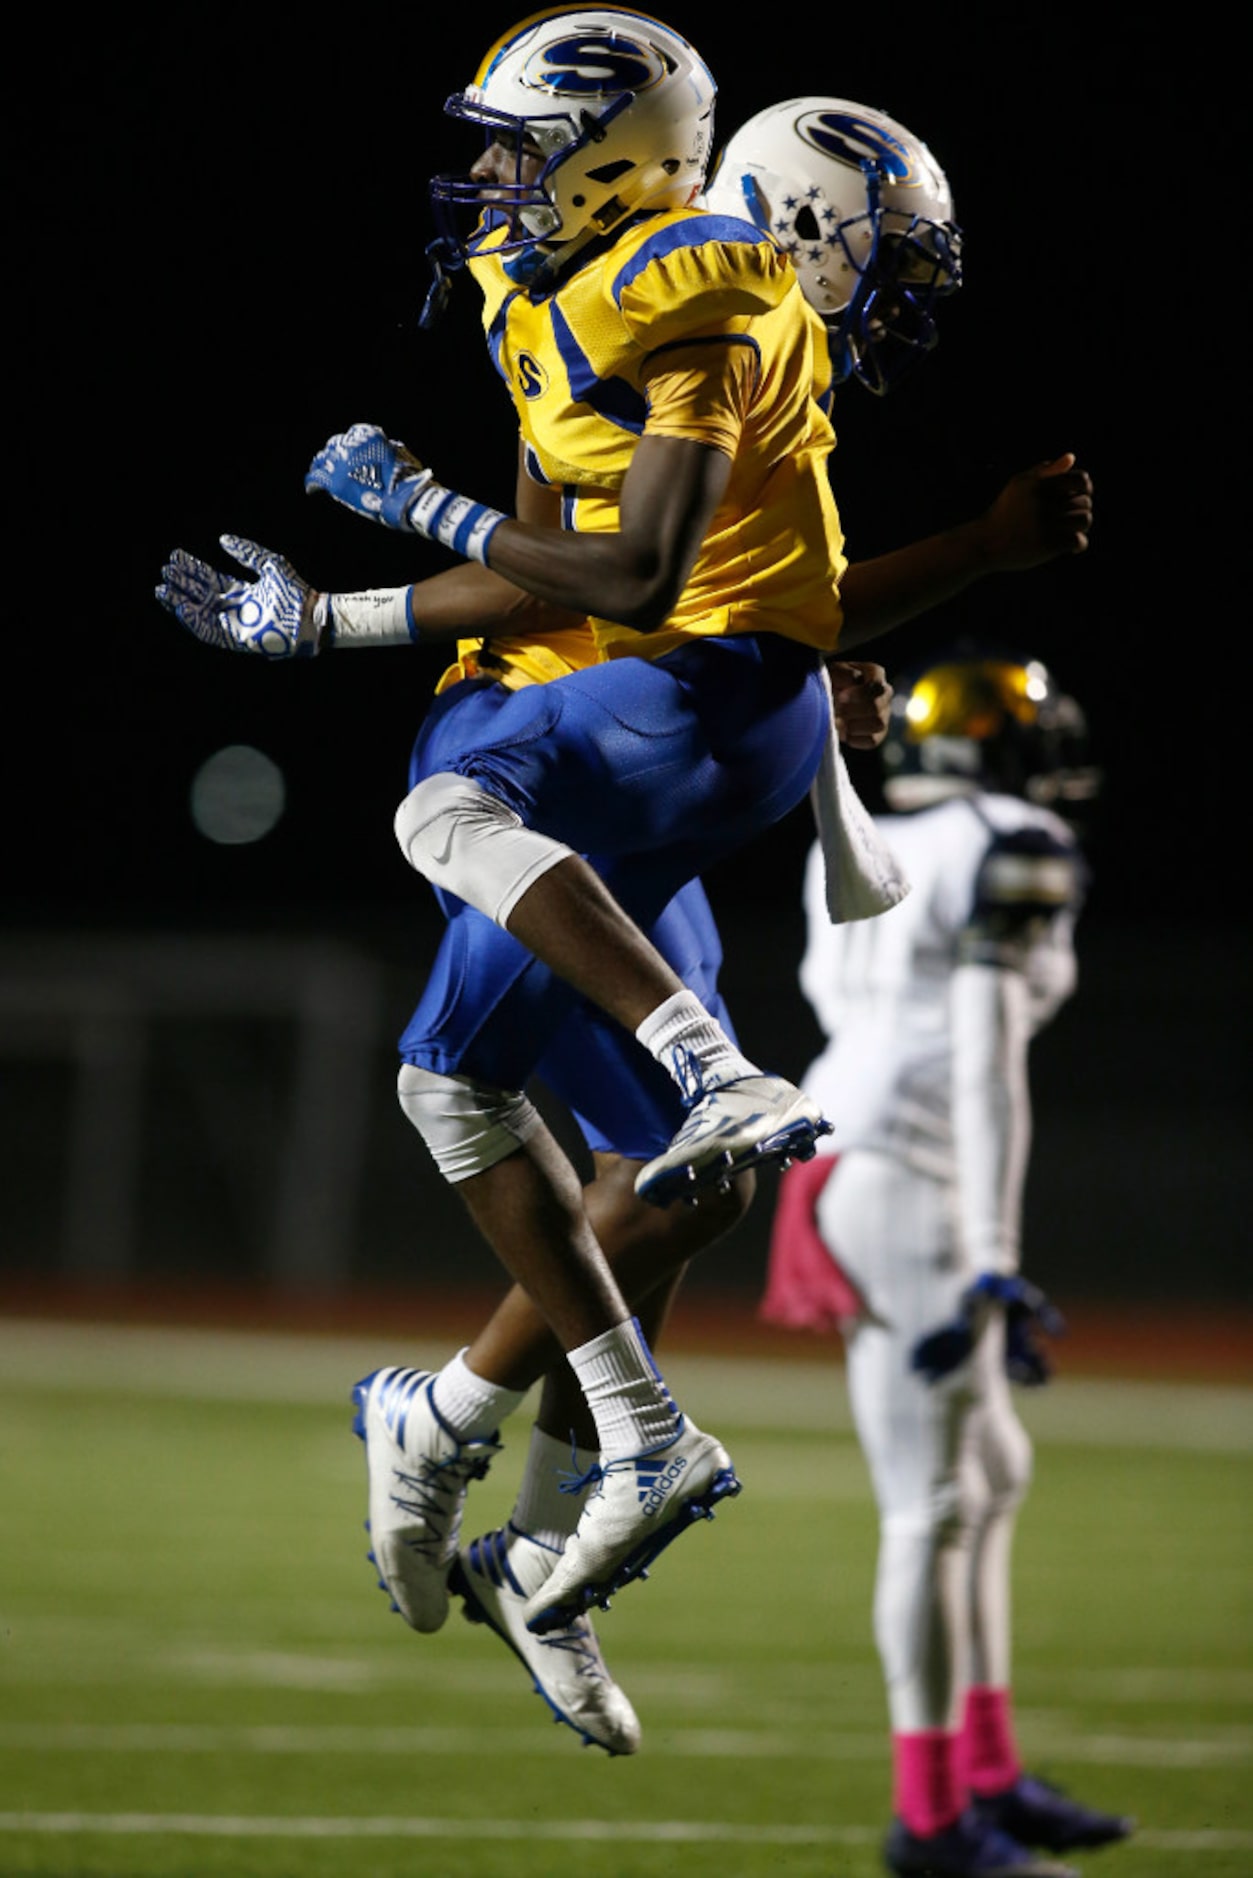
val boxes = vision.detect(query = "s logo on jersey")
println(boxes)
[516,352,549,400]
[796,110,918,185]
[522,33,666,96]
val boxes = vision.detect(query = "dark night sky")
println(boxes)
[13,5,1235,931]
[5,6,1245,1300]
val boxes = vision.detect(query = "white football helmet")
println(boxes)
[429,7,716,275]
[703,97,962,394]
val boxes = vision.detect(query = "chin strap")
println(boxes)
[419,238,465,331]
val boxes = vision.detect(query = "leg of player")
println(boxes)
[393,644,835,1214]
[450,1156,752,1754]
[455,1136,745,1637]
[820,1154,1078,1877]
[353,1114,746,1639]
[368,644,829,1633]
[959,1326,1135,1855]
[500,854,831,1205]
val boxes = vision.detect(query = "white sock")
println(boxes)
[636,990,758,1103]
[430,1348,527,1440]
[566,1316,681,1460]
[511,1425,598,1553]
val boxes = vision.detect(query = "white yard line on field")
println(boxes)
[0,1720,1248,1768]
[0,1813,1248,1853]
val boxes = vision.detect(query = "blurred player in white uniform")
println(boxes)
[763,649,1134,1876]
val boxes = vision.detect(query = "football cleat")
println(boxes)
[884,1809,1079,1876]
[523,1416,740,1635]
[633,1074,832,1208]
[351,1366,499,1634]
[973,1775,1135,1852]
[452,1524,642,1756]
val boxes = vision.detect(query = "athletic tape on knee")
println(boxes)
[394,772,574,927]
[397,1063,544,1183]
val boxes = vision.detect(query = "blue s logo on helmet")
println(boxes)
[523,33,665,96]
[796,110,916,183]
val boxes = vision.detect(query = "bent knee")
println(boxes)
[394,772,572,925]
[397,1062,543,1182]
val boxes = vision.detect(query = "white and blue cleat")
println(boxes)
[523,1416,741,1636]
[634,1073,832,1208]
[351,1365,499,1634]
[452,1524,642,1756]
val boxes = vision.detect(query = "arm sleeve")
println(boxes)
[638,336,760,457]
[949,822,1084,1273]
[950,960,1033,1277]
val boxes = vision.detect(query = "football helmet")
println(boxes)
[702,97,962,394]
[881,647,1100,811]
[429,7,716,276]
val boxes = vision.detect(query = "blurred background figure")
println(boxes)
[761,646,1135,1877]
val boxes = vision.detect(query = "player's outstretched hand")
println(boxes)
[305,423,434,532]
[911,1273,1065,1386]
[829,660,892,749]
[156,536,321,658]
[978,454,1093,570]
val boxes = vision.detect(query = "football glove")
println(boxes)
[156,536,320,658]
[305,423,432,531]
[306,423,505,563]
[911,1273,1065,1386]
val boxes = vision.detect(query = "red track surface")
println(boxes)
[2,1281,1249,1386]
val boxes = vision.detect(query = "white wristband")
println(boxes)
[319,587,418,648]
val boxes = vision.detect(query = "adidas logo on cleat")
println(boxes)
[636,1454,688,1517]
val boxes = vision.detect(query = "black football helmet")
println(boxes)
[881,646,1100,811]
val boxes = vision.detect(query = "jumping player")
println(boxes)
[156,12,1092,1736]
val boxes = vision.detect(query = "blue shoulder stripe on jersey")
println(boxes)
[968,825,1085,926]
[988,825,1080,863]
[523,445,552,486]
[550,300,647,433]
[610,214,772,306]
[486,298,516,384]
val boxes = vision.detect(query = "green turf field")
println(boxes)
[0,1319,1249,1877]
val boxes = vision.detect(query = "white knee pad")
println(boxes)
[394,772,574,927]
[397,1063,544,1183]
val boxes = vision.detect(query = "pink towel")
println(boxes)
[759,1154,866,1332]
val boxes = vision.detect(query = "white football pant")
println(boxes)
[819,1150,1033,1734]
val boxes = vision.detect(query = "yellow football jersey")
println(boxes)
[454,209,847,673]
[433,622,598,695]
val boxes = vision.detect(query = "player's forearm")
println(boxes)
[837,519,995,643]
[317,564,587,649]
[483,519,682,632]
[477,433,730,632]
[406,562,586,641]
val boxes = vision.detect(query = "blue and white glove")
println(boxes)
[156,536,321,658]
[305,423,505,564]
[911,1273,1066,1386]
